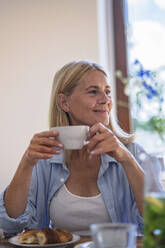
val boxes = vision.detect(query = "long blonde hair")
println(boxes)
[49,60,134,145]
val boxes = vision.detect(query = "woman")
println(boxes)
[0,60,161,237]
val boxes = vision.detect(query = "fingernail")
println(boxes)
[90,151,95,155]
[53,130,58,135]
[56,150,61,153]
[58,144,63,147]
[48,154,53,158]
[89,154,93,159]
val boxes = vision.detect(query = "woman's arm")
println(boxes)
[116,151,144,215]
[87,122,144,215]
[4,130,63,218]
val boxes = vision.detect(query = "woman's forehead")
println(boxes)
[78,70,110,89]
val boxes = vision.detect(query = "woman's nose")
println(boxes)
[98,92,111,103]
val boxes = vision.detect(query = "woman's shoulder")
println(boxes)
[35,151,65,170]
[126,141,163,172]
[126,141,146,156]
[32,152,66,180]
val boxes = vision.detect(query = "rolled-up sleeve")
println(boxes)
[0,189,31,237]
[127,142,164,232]
[129,142,164,192]
[131,200,143,233]
[0,167,39,237]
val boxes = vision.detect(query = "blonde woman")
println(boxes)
[0,60,162,237]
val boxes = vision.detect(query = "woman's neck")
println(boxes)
[66,147,101,172]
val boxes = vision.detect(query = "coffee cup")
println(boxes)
[51,125,89,150]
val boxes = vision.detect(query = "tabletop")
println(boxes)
[0,235,143,248]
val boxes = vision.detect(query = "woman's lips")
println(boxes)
[93,109,108,114]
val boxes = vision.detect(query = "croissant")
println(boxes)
[56,228,73,243]
[36,227,60,245]
[18,229,38,244]
[18,227,73,245]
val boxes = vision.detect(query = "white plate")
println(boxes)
[8,233,80,247]
[74,241,94,248]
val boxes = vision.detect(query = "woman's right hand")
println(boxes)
[23,130,64,167]
[4,129,63,219]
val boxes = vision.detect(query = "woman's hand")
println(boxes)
[23,130,64,167]
[86,122,130,162]
[5,129,64,219]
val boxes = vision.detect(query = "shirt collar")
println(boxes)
[47,150,68,170]
[101,154,119,166]
[47,151,118,170]
[48,150,65,163]
[99,154,119,177]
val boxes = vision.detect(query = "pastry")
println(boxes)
[18,229,38,244]
[18,227,73,245]
[56,228,73,243]
[36,227,60,245]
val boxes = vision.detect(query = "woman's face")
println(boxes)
[61,70,112,127]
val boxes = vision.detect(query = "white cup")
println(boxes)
[51,125,89,150]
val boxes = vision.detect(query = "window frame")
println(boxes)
[112,0,131,133]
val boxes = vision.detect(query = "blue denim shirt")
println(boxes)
[0,142,163,237]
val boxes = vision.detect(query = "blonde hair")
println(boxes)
[49,60,134,145]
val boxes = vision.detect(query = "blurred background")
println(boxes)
[0,0,164,191]
[126,0,165,155]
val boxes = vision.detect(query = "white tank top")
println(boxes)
[49,184,111,235]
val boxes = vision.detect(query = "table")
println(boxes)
[0,236,143,248]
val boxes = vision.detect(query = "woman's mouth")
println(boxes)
[93,109,109,114]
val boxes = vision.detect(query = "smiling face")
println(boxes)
[58,70,112,127]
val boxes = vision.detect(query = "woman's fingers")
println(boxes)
[35,130,59,138]
[87,123,128,162]
[30,143,61,154]
[87,122,118,156]
[87,122,111,137]
[90,140,117,155]
[24,130,64,166]
[31,130,63,148]
[26,150,59,162]
[87,132,106,151]
[31,136,63,148]
[87,134,117,155]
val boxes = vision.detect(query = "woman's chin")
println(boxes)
[87,119,109,127]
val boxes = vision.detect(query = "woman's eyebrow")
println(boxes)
[85,85,111,90]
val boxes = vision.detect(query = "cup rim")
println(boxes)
[51,125,89,129]
[90,223,137,232]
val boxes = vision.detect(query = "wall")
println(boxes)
[0,0,115,191]
[0,0,101,191]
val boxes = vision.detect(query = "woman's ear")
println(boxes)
[58,93,70,112]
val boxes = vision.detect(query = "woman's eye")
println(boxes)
[88,89,111,96]
[88,90,97,94]
[105,90,111,96]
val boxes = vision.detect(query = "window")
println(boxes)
[126,0,165,154]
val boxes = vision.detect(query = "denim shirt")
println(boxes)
[0,142,163,237]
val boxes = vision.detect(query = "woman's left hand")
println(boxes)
[86,122,130,162]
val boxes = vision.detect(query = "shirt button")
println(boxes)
[60,178,64,182]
